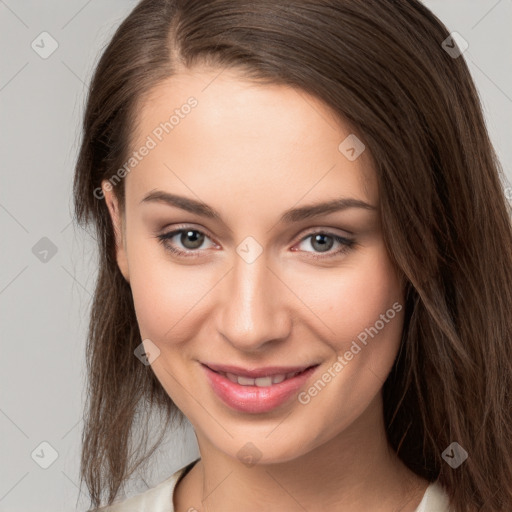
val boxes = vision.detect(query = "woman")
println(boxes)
[73,1,512,511]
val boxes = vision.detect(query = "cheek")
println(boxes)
[128,241,216,348]
[290,247,404,438]
[302,244,404,369]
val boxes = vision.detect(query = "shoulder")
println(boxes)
[415,480,452,512]
[89,459,200,512]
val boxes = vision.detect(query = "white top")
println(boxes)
[92,459,452,512]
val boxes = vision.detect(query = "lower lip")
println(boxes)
[201,364,319,414]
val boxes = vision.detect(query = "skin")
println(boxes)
[102,66,430,512]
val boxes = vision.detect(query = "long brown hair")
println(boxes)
[73,1,512,510]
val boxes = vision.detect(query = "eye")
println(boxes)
[156,226,217,258]
[292,231,356,260]
[155,226,356,260]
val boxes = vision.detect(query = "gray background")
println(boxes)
[0,1,511,511]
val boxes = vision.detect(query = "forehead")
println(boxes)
[125,67,378,219]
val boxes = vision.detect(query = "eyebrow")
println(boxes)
[140,189,376,224]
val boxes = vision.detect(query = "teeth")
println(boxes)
[271,374,285,384]
[222,370,303,387]
[255,376,273,387]
[238,375,257,386]
[225,372,239,383]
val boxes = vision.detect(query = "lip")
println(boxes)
[201,362,319,414]
[203,362,315,379]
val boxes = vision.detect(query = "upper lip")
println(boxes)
[202,362,319,378]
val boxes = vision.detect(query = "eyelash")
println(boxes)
[155,225,356,260]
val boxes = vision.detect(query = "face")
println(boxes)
[102,66,405,464]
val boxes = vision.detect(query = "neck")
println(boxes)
[174,394,429,512]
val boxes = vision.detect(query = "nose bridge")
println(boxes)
[217,249,290,350]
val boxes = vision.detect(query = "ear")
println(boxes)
[101,181,130,282]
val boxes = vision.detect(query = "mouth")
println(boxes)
[201,362,320,413]
[205,365,317,387]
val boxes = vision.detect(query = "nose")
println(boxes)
[215,251,292,353]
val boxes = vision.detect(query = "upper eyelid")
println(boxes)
[160,225,219,245]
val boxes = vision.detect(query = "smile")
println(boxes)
[201,363,320,413]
